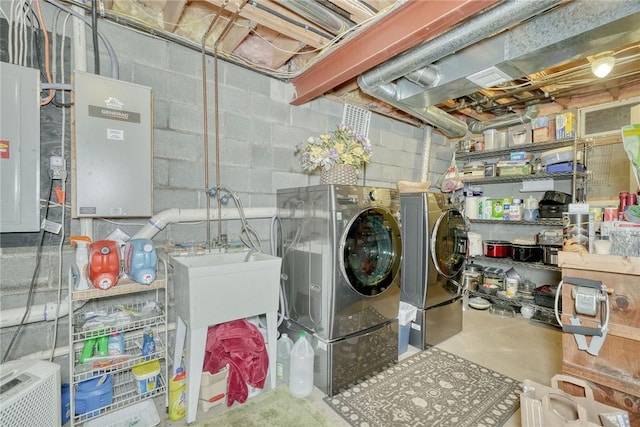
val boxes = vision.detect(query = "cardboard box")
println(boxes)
[532,118,556,142]
[555,112,576,139]
[510,151,534,161]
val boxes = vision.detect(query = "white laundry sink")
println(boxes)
[170,251,282,328]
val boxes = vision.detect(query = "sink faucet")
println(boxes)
[244,248,259,262]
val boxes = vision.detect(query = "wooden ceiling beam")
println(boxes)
[204,0,330,49]
[289,0,499,106]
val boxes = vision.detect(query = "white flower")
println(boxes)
[296,124,372,172]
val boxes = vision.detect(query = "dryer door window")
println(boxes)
[341,208,402,296]
[430,209,466,278]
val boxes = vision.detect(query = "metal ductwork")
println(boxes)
[358,0,640,138]
[273,0,353,35]
[468,104,540,134]
[357,0,561,137]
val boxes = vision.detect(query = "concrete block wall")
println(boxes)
[0,2,453,373]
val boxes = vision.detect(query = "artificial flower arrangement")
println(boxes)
[297,124,372,172]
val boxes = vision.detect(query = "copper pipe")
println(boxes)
[201,1,228,251]
[212,0,248,246]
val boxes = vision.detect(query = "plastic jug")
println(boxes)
[276,333,294,385]
[124,238,157,285]
[168,367,186,421]
[88,240,120,290]
[289,331,314,398]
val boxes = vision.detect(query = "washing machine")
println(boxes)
[400,192,466,349]
[277,184,402,395]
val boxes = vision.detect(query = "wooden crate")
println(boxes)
[558,252,640,423]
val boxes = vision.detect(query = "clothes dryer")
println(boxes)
[277,184,402,395]
[400,192,466,348]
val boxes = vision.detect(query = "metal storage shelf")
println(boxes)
[462,171,586,185]
[73,369,166,425]
[69,258,168,426]
[469,255,562,272]
[469,290,560,320]
[71,276,166,301]
[469,218,563,226]
[456,138,584,161]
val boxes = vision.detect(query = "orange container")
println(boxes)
[88,240,121,289]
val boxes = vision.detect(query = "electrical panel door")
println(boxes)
[0,63,40,232]
[72,71,153,218]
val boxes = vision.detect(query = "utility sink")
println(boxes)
[170,251,282,328]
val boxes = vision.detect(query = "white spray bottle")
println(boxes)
[70,236,92,290]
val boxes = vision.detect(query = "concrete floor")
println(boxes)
[162,308,563,426]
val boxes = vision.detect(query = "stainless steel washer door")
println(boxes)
[340,207,402,296]
[430,208,466,278]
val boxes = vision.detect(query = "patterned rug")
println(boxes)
[324,346,521,427]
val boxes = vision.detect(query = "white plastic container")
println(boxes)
[289,331,314,398]
[276,333,294,385]
[540,146,583,166]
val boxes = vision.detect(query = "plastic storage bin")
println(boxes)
[132,359,160,395]
[199,365,229,412]
[483,129,508,150]
[75,374,113,417]
[61,383,71,425]
[540,146,583,166]
[84,399,160,427]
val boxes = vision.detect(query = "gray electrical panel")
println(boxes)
[72,71,153,218]
[0,62,41,232]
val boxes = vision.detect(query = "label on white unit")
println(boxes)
[317,340,327,351]
[107,129,124,140]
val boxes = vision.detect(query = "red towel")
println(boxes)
[203,319,269,406]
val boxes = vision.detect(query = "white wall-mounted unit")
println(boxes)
[579,97,640,140]
[0,360,61,427]
[0,62,41,232]
[72,71,153,218]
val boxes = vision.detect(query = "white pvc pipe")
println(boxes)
[1,299,71,329]
[132,207,278,240]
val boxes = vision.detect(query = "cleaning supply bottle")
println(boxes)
[289,331,314,398]
[168,367,187,421]
[70,236,92,290]
[88,240,121,290]
[276,333,294,385]
[124,238,157,285]
[142,329,156,360]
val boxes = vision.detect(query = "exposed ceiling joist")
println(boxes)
[290,0,499,105]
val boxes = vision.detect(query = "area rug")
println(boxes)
[195,385,333,427]
[324,346,521,427]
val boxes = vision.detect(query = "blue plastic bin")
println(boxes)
[75,374,113,417]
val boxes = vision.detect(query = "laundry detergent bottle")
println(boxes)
[124,238,157,285]
[88,240,121,290]
[289,331,314,398]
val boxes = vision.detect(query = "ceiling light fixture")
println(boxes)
[589,52,616,78]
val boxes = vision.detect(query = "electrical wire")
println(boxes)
[34,0,55,105]
[91,0,99,74]
[45,0,120,80]
[2,179,54,364]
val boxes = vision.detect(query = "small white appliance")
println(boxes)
[0,360,61,426]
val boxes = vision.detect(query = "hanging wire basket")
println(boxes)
[321,164,358,185]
